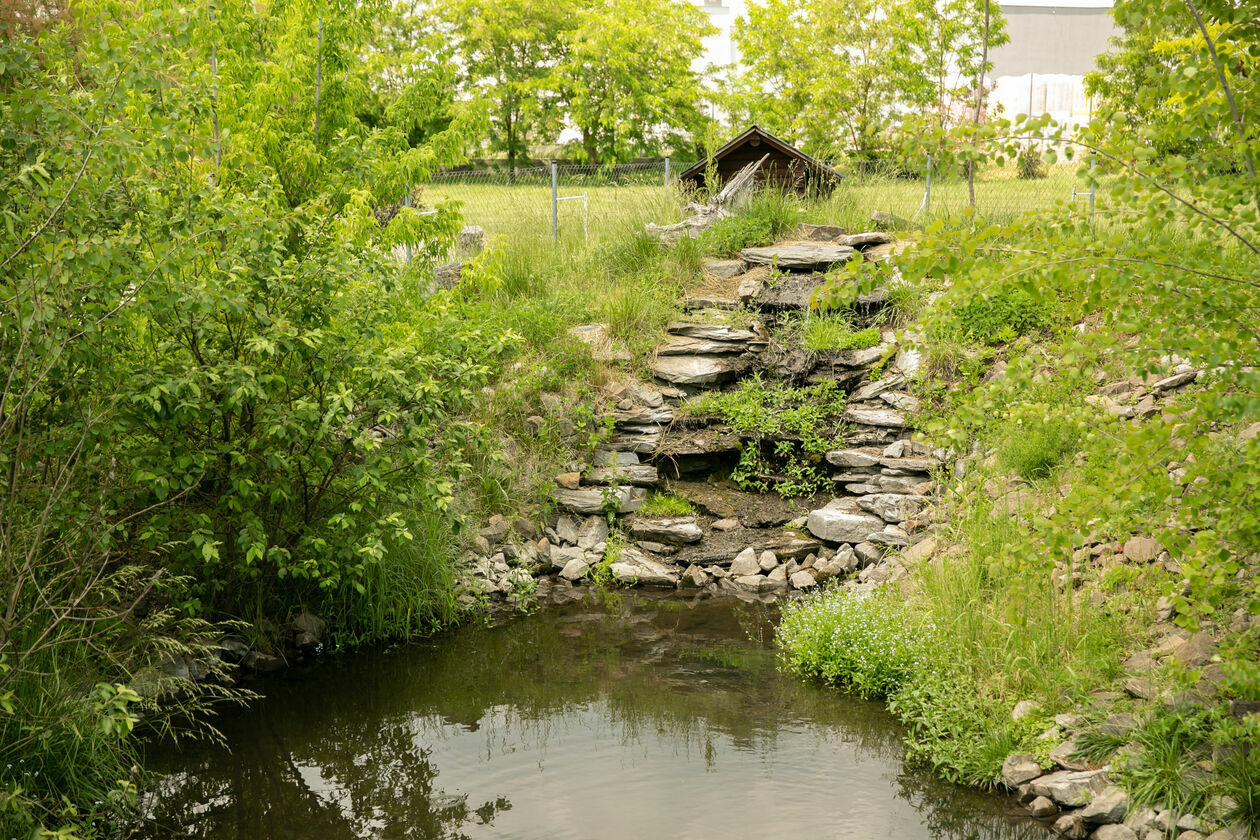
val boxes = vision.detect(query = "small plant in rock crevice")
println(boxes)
[638,492,695,517]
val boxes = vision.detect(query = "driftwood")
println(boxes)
[646,154,768,245]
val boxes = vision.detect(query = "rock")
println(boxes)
[796,223,848,241]
[737,274,764,302]
[712,518,740,532]
[1123,536,1162,563]
[1155,596,1177,622]
[1081,786,1129,824]
[729,547,762,577]
[1091,826,1138,840]
[577,516,610,550]
[740,242,856,270]
[840,231,894,249]
[1003,754,1044,787]
[1029,796,1058,818]
[1050,741,1093,771]
[555,515,580,545]
[702,258,746,279]
[767,564,788,582]
[666,321,767,343]
[790,570,818,589]
[1030,770,1110,807]
[567,323,630,363]
[1174,631,1217,667]
[844,407,906,428]
[479,514,511,542]
[857,493,927,523]
[832,345,889,368]
[903,537,937,562]
[550,546,586,572]
[807,502,887,543]
[292,612,325,642]
[736,574,784,593]
[628,517,703,546]
[826,448,881,469]
[758,550,779,572]
[556,486,645,515]
[1152,370,1198,391]
[594,449,640,467]
[584,464,660,487]
[652,354,748,387]
[243,650,284,673]
[656,335,752,356]
[1013,700,1040,720]
[555,472,582,490]
[1099,714,1137,738]
[609,548,679,588]
[1124,677,1156,701]
[854,542,883,565]
[680,564,711,589]
[1052,813,1089,839]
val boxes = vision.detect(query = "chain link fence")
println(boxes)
[419,156,1101,245]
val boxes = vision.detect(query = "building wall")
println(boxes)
[989,5,1119,77]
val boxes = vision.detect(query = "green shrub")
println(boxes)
[995,410,1083,481]
[699,215,776,256]
[1117,708,1215,815]
[802,316,881,353]
[777,589,929,698]
[638,493,695,517]
[946,286,1056,345]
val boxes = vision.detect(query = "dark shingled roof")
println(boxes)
[678,125,842,186]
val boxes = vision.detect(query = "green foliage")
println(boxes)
[995,407,1084,481]
[802,316,881,353]
[1117,708,1215,815]
[638,493,695,517]
[778,589,930,699]
[699,190,802,256]
[936,284,1058,346]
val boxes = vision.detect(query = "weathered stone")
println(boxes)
[1003,754,1044,787]
[556,486,646,515]
[555,472,582,490]
[609,549,679,588]
[903,536,938,562]
[831,345,888,368]
[292,612,325,642]
[555,516,580,545]
[479,514,511,542]
[1152,370,1198,391]
[702,258,746,279]
[1052,813,1088,839]
[1081,786,1129,824]
[577,516,610,551]
[826,448,881,469]
[1028,796,1058,818]
[1050,741,1093,771]
[1029,770,1110,807]
[550,545,586,572]
[758,550,779,572]
[628,517,703,546]
[850,377,907,402]
[857,493,927,523]
[729,547,761,577]
[584,464,660,487]
[878,456,938,473]
[594,449,640,467]
[854,542,884,565]
[1091,826,1138,840]
[1013,700,1040,720]
[605,429,662,455]
[797,223,848,241]
[666,321,767,343]
[1100,713,1138,738]
[656,335,752,356]
[740,242,856,270]
[680,564,711,589]
[1174,631,1217,667]
[807,501,887,543]
[1124,677,1157,701]
[790,570,818,589]
[712,518,741,532]
[767,564,788,582]
[840,231,894,249]
[844,407,906,428]
[652,354,748,387]
[567,323,630,363]
[1123,536,1162,563]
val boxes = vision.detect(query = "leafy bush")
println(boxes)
[1117,709,1215,815]
[944,285,1056,345]
[995,408,1083,481]
[1017,147,1048,179]
[700,214,777,256]
[638,493,695,517]
[802,316,881,353]
[777,589,930,698]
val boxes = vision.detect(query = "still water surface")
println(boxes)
[140,592,1049,840]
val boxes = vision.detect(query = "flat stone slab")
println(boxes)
[583,464,660,487]
[666,321,768,343]
[652,354,748,387]
[610,548,680,588]
[840,231,894,249]
[826,448,882,469]
[807,501,887,543]
[656,336,751,356]
[701,258,746,279]
[1028,770,1110,807]
[627,517,703,545]
[741,242,856,271]
[753,273,826,310]
[674,532,823,567]
[844,407,907,428]
[555,486,646,515]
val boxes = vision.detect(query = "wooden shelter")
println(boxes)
[678,126,841,196]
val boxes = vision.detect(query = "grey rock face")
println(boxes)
[1029,770,1109,807]
[628,517,703,546]
[652,354,748,387]
[556,486,646,515]
[1080,786,1129,824]
[729,547,761,577]
[1002,754,1044,787]
[666,321,767,343]
[609,548,679,588]
[577,516,610,551]
[844,407,906,428]
[702,258,746,279]
[807,502,887,544]
[826,448,881,469]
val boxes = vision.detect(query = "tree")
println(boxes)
[431,0,575,168]
[728,0,1005,159]
[550,0,714,164]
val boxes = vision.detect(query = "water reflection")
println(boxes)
[137,592,1048,840]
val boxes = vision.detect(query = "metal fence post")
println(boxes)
[664,157,671,185]
[924,154,932,217]
[551,162,559,242]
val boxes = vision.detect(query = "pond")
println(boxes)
[138,591,1049,840]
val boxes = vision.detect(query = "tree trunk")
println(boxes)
[968,0,990,210]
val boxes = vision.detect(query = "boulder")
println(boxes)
[826,448,881,469]
[796,223,848,241]
[1002,753,1044,787]
[609,548,679,588]
[736,574,784,593]
[652,354,748,387]
[850,377,907,402]
[1029,770,1109,807]
[790,570,818,589]
[844,407,906,428]
[840,231,894,249]
[702,258,746,279]
[1052,813,1088,839]
[857,493,927,523]
[680,564,711,589]
[807,502,887,544]
[666,321,768,343]
[1028,796,1058,818]
[555,515,580,545]
[577,516,610,551]
[556,486,646,515]
[1123,536,1162,563]
[740,242,855,270]
[1091,826,1138,840]
[729,547,761,577]
[1080,786,1129,824]
[594,449,640,467]
[758,550,779,572]
[1152,370,1198,391]
[628,517,703,546]
[583,464,660,487]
